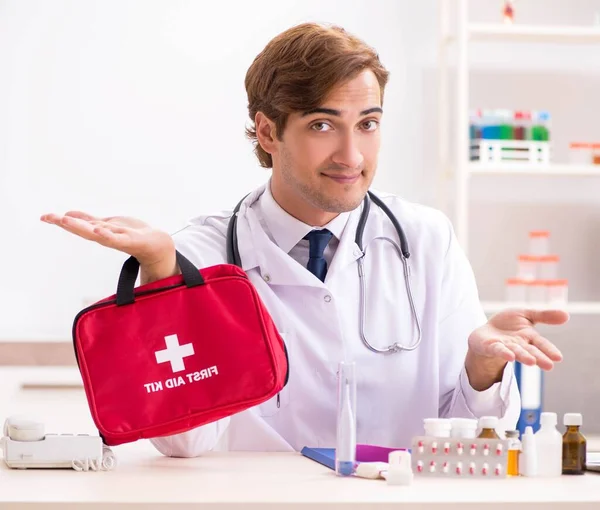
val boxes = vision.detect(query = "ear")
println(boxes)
[255,111,278,155]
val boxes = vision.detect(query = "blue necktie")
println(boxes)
[304,229,333,282]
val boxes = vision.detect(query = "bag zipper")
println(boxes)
[71,282,184,368]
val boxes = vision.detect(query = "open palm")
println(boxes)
[40,211,173,265]
[468,308,569,370]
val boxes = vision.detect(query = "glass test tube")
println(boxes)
[335,361,357,476]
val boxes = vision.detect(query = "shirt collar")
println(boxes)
[258,181,351,254]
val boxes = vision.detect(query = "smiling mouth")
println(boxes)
[322,173,362,183]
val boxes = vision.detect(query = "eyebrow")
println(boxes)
[301,107,383,117]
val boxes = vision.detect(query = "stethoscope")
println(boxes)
[226,190,422,355]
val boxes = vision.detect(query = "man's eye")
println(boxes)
[311,122,332,132]
[362,120,379,131]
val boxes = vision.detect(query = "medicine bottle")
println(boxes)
[477,416,500,439]
[519,426,537,477]
[505,430,521,476]
[535,412,562,477]
[562,413,586,475]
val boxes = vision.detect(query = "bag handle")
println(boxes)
[116,250,205,306]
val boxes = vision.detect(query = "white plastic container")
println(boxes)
[538,255,559,280]
[593,143,600,165]
[569,142,592,165]
[528,231,550,256]
[517,255,539,281]
[519,426,538,477]
[546,279,568,305]
[527,280,546,304]
[387,450,413,486]
[450,418,478,439]
[505,278,527,302]
[534,412,563,477]
[423,418,451,438]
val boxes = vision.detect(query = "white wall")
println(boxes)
[2,0,600,343]
[0,0,415,339]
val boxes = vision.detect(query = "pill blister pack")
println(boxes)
[410,436,509,478]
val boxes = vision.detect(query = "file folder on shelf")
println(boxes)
[515,361,543,435]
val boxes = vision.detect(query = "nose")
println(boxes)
[331,133,364,170]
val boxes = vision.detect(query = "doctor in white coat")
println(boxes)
[42,22,568,457]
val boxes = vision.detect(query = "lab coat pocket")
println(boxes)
[257,330,292,418]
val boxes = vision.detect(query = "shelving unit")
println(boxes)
[481,301,600,316]
[469,23,600,44]
[469,163,600,177]
[437,0,600,315]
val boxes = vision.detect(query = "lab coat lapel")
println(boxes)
[324,201,365,283]
[236,194,326,288]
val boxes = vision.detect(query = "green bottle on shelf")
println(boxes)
[531,110,551,141]
[498,109,514,140]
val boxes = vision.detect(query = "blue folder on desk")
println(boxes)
[300,447,336,470]
[515,361,543,435]
[301,444,408,470]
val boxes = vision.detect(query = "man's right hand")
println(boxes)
[40,211,179,284]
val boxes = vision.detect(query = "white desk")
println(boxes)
[1,441,600,509]
[1,370,599,508]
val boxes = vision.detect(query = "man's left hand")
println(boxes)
[465,308,569,391]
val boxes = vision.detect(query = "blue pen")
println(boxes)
[336,361,357,476]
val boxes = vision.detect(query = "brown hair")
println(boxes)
[244,23,390,168]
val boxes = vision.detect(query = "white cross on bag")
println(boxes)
[154,334,195,373]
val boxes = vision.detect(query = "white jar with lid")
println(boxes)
[450,418,478,438]
[538,255,559,280]
[593,143,600,165]
[505,278,527,302]
[546,279,568,305]
[423,418,451,438]
[528,231,550,255]
[527,280,547,304]
[517,255,539,281]
[569,142,592,165]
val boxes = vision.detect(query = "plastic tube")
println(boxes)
[335,361,357,476]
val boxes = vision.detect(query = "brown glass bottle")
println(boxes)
[477,416,500,439]
[562,413,586,475]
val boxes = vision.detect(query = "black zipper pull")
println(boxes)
[277,393,281,408]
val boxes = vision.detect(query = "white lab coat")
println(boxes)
[150,182,520,457]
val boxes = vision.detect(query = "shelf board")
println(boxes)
[481,301,600,315]
[469,23,600,44]
[469,163,600,177]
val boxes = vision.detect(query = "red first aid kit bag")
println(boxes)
[72,251,289,446]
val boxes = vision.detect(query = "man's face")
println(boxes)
[270,70,382,219]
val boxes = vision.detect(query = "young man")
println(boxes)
[42,23,567,456]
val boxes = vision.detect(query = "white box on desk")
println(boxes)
[2,433,102,469]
